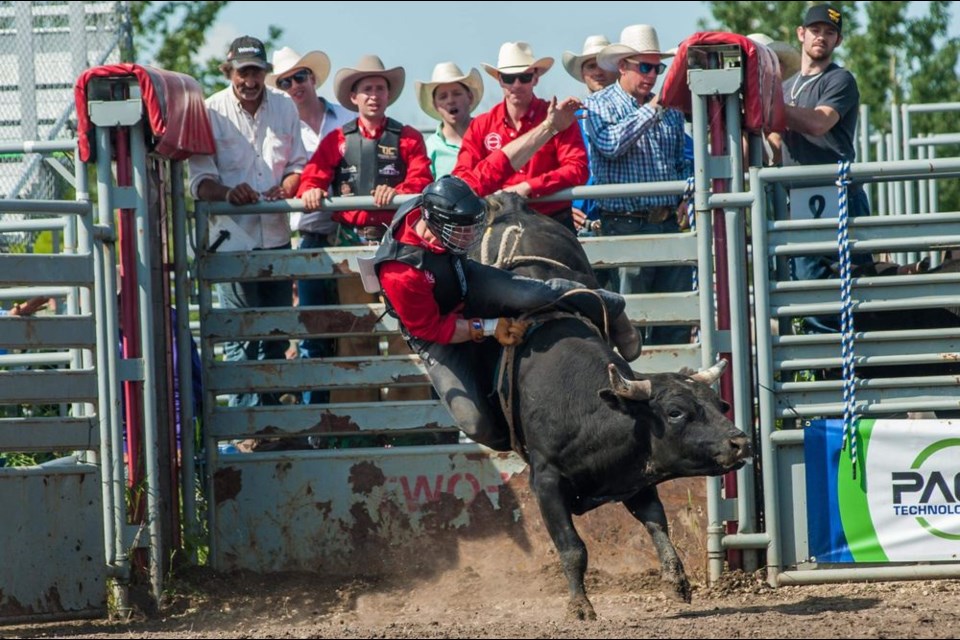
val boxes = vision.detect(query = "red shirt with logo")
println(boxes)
[453,97,588,215]
[378,210,462,344]
[297,119,433,228]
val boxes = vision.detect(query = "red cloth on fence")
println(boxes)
[660,32,785,134]
[74,63,215,162]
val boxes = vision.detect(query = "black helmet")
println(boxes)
[421,176,486,254]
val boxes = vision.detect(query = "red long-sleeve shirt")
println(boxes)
[378,210,463,344]
[297,118,433,227]
[454,97,588,215]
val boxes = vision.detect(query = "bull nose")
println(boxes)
[729,434,752,459]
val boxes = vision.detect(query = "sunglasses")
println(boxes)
[500,72,535,85]
[630,61,667,76]
[277,69,311,90]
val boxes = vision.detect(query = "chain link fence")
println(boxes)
[0,0,126,252]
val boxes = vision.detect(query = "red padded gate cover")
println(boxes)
[75,64,215,162]
[660,32,785,134]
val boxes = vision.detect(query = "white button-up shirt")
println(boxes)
[294,97,352,234]
[188,87,308,250]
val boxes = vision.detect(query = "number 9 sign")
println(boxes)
[790,186,840,220]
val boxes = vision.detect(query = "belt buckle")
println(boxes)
[647,207,671,224]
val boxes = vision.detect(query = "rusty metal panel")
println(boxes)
[0,254,93,286]
[625,291,700,325]
[638,343,702,373]
[200,246,370,281]
[202,305,399,340]
[581,233,699,268]
[0,316,96,349]
[0,463,106,623]
[206,356,428,396]
[0,370,97,404]
[0,417,99,451]
[211,446,526,573]
[207,401,456,439]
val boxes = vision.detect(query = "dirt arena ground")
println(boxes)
[6,567,960,639]
[6,474,960,639]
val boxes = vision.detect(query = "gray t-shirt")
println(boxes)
[781,62,860,166]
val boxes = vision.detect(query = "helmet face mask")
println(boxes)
[421,176,486,254]
[435,221,483,254]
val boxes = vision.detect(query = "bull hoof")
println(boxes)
[662,576,693,604]
[566,596,597,621]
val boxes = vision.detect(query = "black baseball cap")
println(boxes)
[803,4,842,34]
[226,36,272,70]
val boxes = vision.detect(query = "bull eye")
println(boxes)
[668,408,686,421]
[720,401,731,413]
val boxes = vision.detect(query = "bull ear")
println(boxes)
[607,363,652,400]
[688,359,728,385]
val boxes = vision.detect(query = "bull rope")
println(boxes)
[496,293,609,461]
[481,220,572,272]
[836,160,859,477]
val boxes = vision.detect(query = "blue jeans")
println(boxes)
[297,232,339,404]
[791,189,872,333]
[409,261,625,451]
[600,214,693,345]
[217,244,293,407]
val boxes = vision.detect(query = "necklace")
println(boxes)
[789,72,824,106]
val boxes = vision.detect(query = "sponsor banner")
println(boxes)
[805,419,960,563]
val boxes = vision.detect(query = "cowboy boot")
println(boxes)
[610,311,642,362]
[555,284,642,362]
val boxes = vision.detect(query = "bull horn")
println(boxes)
[607,363,652,400]
[688,359,728,385]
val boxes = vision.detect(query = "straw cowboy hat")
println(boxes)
[562,35,611,82]
[415,62,485,121]
[266,47,331,88]
[598,24,675,72]
[747,33,801,80]
[332,55,405,111]
[481,42,554,80]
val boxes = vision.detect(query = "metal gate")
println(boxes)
[0,141,107,622]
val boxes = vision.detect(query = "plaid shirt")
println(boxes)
[584,82,691,212]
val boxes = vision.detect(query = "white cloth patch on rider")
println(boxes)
[357,256,382,293]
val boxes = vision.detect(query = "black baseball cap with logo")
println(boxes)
[226,36,272,70]
[803,4,842,34]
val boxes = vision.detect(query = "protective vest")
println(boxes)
[333,118,406,197]
[373,198,469,331]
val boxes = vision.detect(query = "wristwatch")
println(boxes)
[469,318,485,342]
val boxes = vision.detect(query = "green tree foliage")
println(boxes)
[702,1,960,210]
[127,2,282,95]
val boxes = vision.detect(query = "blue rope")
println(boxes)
[836,161,858,476]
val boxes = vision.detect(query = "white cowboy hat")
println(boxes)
[562,35,611,82]
[333,55,405,111]
[415,62,485,121]
[481,42,554,80]
[597,24,674,72]
[266,47,331,88]
[747,33,801,79]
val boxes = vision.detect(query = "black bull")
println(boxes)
[468,194,752,620]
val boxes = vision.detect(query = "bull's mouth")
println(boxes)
[713,437,753,471]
